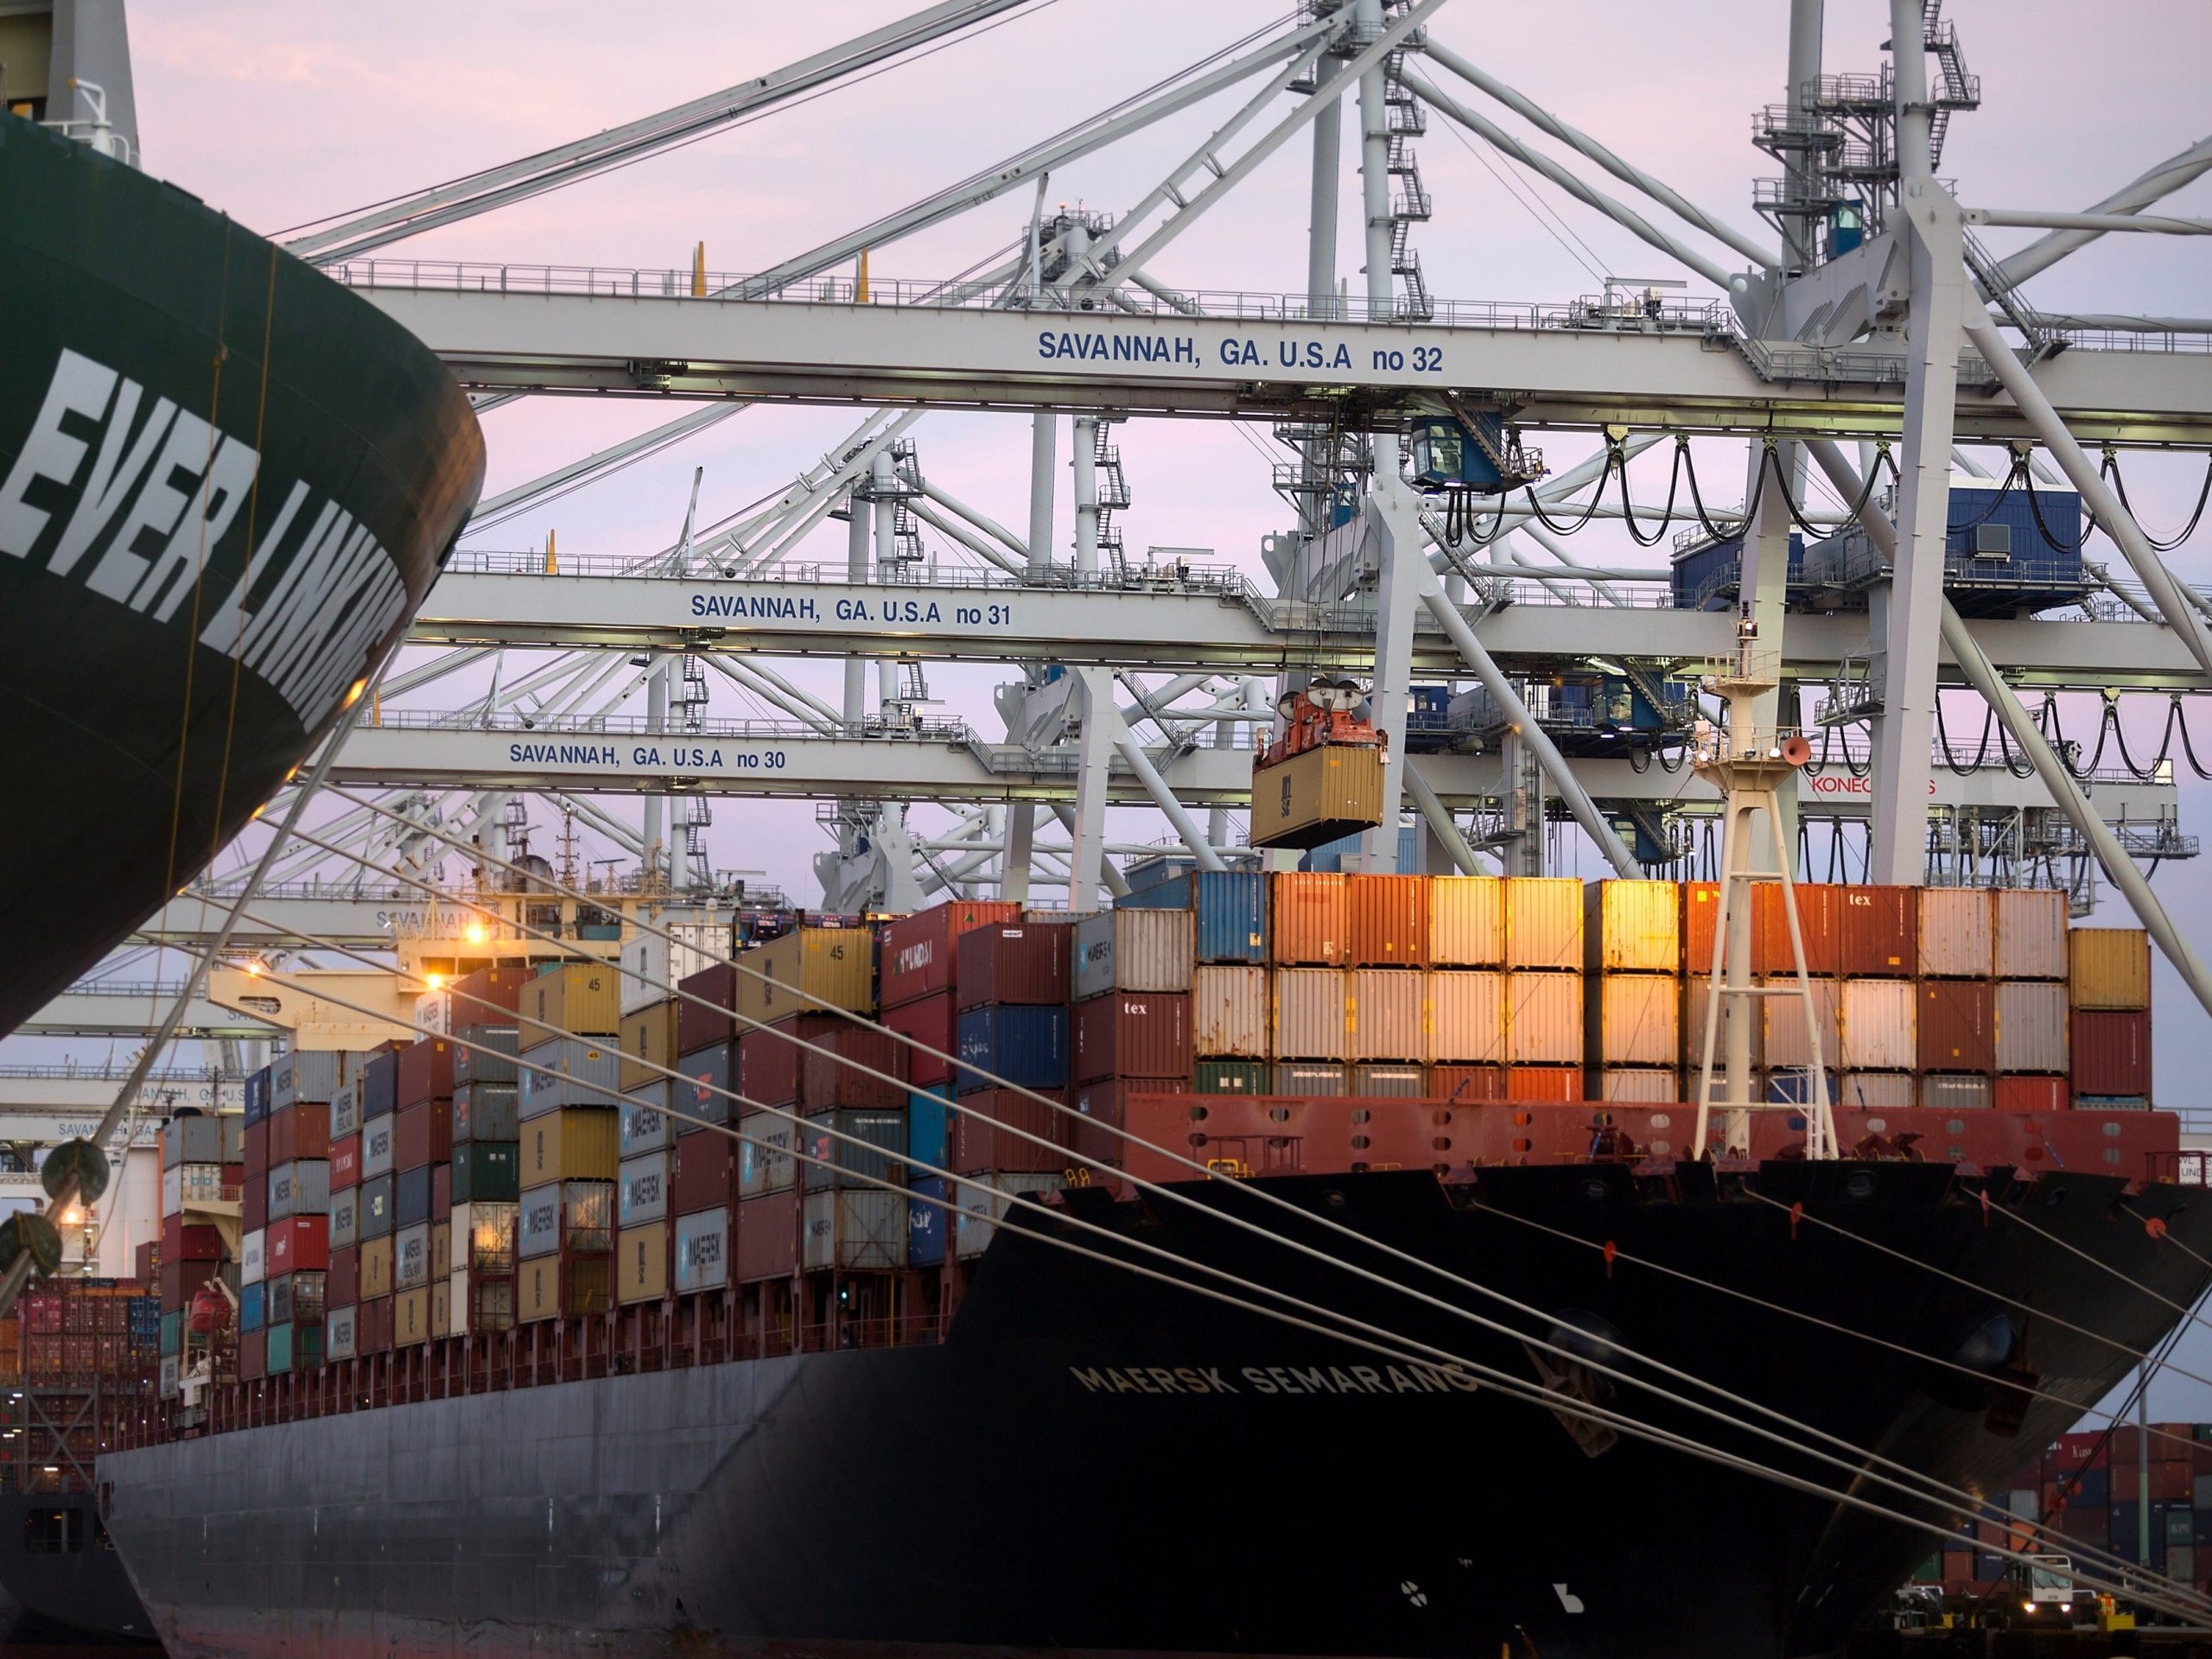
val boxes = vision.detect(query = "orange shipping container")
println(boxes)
[1681,881,1720,973]
[1587,975,1679,1068]
[1346,874,1429,967]
[1752,884,1840,977]
[1505,974,1582,1065]
[1424,969,1503,1065]
[1345,969,1425,1063]
[1427,877,1503,967]
[1504,878,1582,970]
[1269,874,1348,965]
[2069,928,2152,1011]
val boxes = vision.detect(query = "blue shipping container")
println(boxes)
[1765,1069,1840,1107]
[907,1086,952,1170]
[245,1065,271,1127]
[1118,870,1270,963]
[2063,1467,2110,1509]
[908,1176,948,1267]
[954,1005,1068,1095]
[1301,825,1419,874]
[239,1281,265,1333]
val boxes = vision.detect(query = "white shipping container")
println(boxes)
[518,1182,563,1260]
[1682,978,1763,1071]
[1591,976,1679,1068]
[328,1190,359,1251]
[239,1227,266,1287]
[1840,1072,1916,1109]
[1427,877,1504,967]
[159,1354,181,1401]
[1599,1067,1680,1103]
[1190,965,1270,1058]
[413,990,451,1037]
[737,1111,797,1196]
[396,1221,431,1290]
[1272,968,1349,1061]
[1504,974,1582,1065]
[1839,979,1916,1071]
[324,1304,358,1362]
[179,1161,225,1204]
[1073,909,1195,1001]
[1919,1073,1993,1110]
[801,1189,905,1273]
[1424,969,1503,1065]
[361,1116,397,1180]
[160,1163,181,1219]
[620,922,725,1015]
[620,1096,672,1156]
[1993,889,2069,980]
[620,1152,671,1227]
[1760,977,1842,1070]
[1995,981,2069,1073]
[1918,888,1994,977]
[330,1084,360,1140]
[1346,969,1425,1062]
[673,1208,729,1293]
[954,1171,1058,1259]
[1504,878,1583,970]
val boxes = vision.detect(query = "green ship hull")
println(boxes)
[0,112,484,1033]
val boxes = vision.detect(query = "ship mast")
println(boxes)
[1690,611,1835,1161]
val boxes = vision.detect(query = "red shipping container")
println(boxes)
[1753,884,1840,977]
[264,1215,331,1274]
[2055,1432,2110,1470]
[880,899,1022,1008]
[801,1020,909,1109]
[735,1192,800,1283]
[2153,1459,2193,1503]
[242,1120,270,1179]
[677,964,741,1052]
[157,1258,221,1307]
[956,925,1070,1010]
[1347,874,1430,967]
[739,1016,802,1107]
[673,1134,736,1215]
[359,1294,395,1354]
[452,963,528,1020]
[1839,886,1918,977]
[1503,1066,1582,1103]
[1994,1076,2069,1113]
[242,1176,270,1233]
[1069,1077,1189,1170]
[133,1242,155,1281]
[2073,1011,2152,1096]
[160,1214,223,1263]
[1918,980,1996,1073]
[394,1098,453,1172]
[327,1245,359,1309]
[884,992,957,1089]
[267,1102,331,1166]
[1427,1065,1509,1103]
[328,1133,361,1191]
[397,1039,454,1109]
[1072,991,1192,1084]
[239,1328,266,1382]
[951,1089,1067,1174]
[433,1163,452,1223]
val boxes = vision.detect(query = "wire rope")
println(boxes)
[2104,448,2212,553]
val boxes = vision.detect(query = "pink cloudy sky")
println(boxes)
[124,3,2212,1311]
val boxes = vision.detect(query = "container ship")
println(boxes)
[0,99,485,1035]
[79,874,2212,1658]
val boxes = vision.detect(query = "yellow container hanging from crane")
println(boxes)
[1249,680,1386,852]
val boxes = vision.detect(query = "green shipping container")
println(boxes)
[1193,1060,1269,1096]
[451,1141,522,1204]
[159,1309,181,1357]
[266,1319,324,1374]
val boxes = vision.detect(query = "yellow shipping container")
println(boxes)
[431,1278,451,1338]
[1583,880,1680,975]
[620,999,680,1090]
[360,1236,395,1300]
[1587,974,1681,1068]
[1424,969,1503,1065]
[1427,876,1504,967]
[617,1221,670,1305]
[1505,878,1583,971]
[524,963,621,1044]
[2069,928,2151,1011]
[395,1286,431,1348]
[523,1108,620,1185]
[430,1221,451,1283]
[519,1255,612,1323]
[735,928,874,1024]
[1248,743,1384,852]
[1505,973,1583,1065]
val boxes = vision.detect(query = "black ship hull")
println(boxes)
[0,113,483,1034]
[0,1493,156,1647]
[99,1162,2212,1659]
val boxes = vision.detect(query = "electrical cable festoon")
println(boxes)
[258,797,2212,1604]
[212,932,2212,1624]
